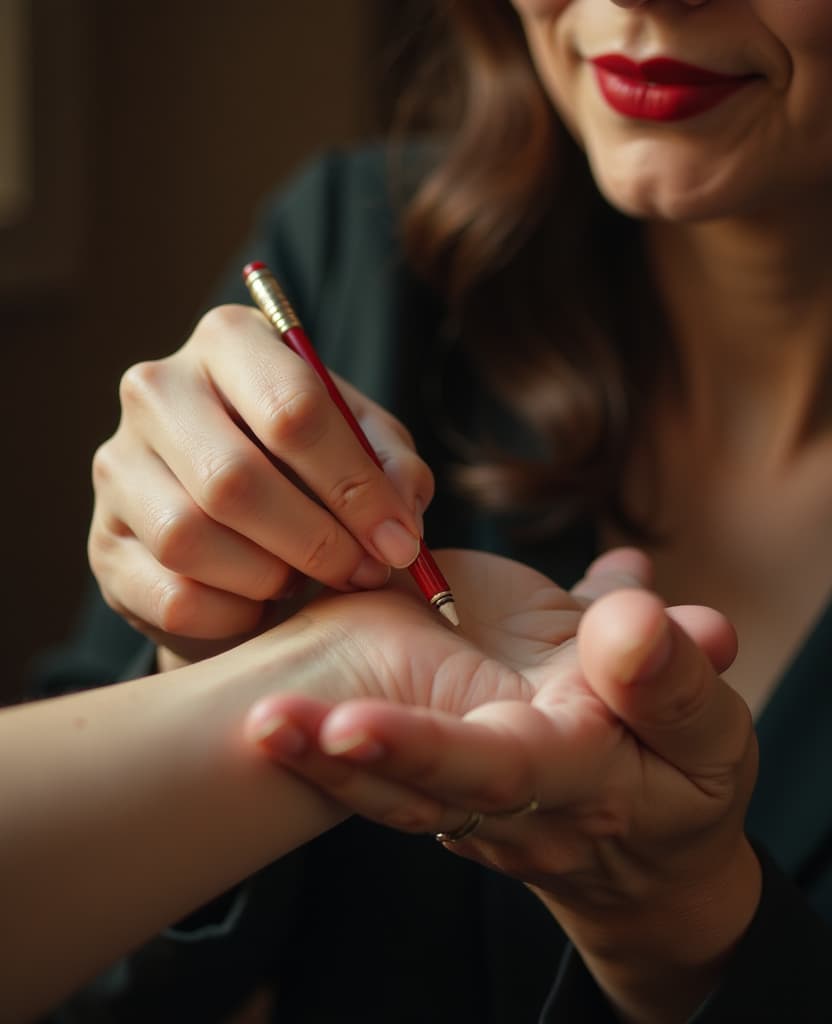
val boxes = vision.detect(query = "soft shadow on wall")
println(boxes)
[0,0,428,703]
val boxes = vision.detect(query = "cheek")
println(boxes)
[755,0,832,47]
[521,19,581,134]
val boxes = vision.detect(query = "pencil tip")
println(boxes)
[438,600,460,627]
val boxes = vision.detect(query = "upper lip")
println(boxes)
[591,54,755,86]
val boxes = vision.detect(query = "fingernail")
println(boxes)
[622,618,672,685]
[370,520,421,569]
[251,715,307,756]
[348,556,392,590]
[321,732,385,761]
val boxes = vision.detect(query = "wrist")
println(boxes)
[187,611,346,723]
[541,837,762,1024]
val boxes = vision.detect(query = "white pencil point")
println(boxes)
[438,600,460,627]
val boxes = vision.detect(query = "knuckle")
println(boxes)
[261,383,328,453]
[151,576,197,636]
[90,442,116,490]
[197,449,259,521]
[87,521,115,567]
[298,522,343,578]
[87,507,131,568]
[246,560,290,602]
[195,303,255,340]
[325,472,376,516]
[118,359,166,410]
[149,506,204,572]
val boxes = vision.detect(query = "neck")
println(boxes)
[647,209,832,467]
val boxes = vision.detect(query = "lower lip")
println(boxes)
[593,66,752,122]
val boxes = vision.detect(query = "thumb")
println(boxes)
[337,376,434,524]
[577,589,754,781]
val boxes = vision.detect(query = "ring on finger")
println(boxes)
[434,810,483,845]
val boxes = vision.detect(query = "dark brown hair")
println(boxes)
[395,0,665,534]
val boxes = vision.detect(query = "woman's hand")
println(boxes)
[246,547,759,1023]
[88,305,430,667]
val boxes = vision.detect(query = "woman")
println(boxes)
[40,0,832,1020]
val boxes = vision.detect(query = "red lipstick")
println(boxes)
[591,55,757,122]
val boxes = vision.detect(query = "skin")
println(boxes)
[245,548,759,1024]
[513,0,832,221]
[510,0,832,713]
[83,1,832,1021]
[89,304,431,667]
[0,549,752,1021]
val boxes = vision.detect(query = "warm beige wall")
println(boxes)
[1,1,389,701]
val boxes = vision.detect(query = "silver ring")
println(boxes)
[434,810,483,844]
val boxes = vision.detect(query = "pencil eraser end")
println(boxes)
[242,261,267,281]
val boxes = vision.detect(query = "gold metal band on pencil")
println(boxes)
[245,268,301,335]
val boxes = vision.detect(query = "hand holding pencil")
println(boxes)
[88,267,449,667]
[243,261,458,625]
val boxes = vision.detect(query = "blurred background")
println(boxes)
[1,0,427,703]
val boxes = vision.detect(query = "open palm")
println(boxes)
[248,548,755,920]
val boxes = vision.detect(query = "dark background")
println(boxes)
[1,1,424,702]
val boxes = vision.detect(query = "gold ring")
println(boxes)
[491,796,540,819]
[435,810,483,844]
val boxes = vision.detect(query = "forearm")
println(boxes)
[537,838,762,1024]
[0,620,346,1021]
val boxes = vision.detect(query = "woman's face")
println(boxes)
[510,0,832,221]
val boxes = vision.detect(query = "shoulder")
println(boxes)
[263,139,436,232]
[273,142,400,214]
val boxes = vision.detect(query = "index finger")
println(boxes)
[198,305,427,570]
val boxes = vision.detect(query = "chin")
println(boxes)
[588,151,753,224]
[595,177,718,223]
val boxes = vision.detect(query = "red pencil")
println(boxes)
[243,261,459,626]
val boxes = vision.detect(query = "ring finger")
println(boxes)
[98,437,294,601]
